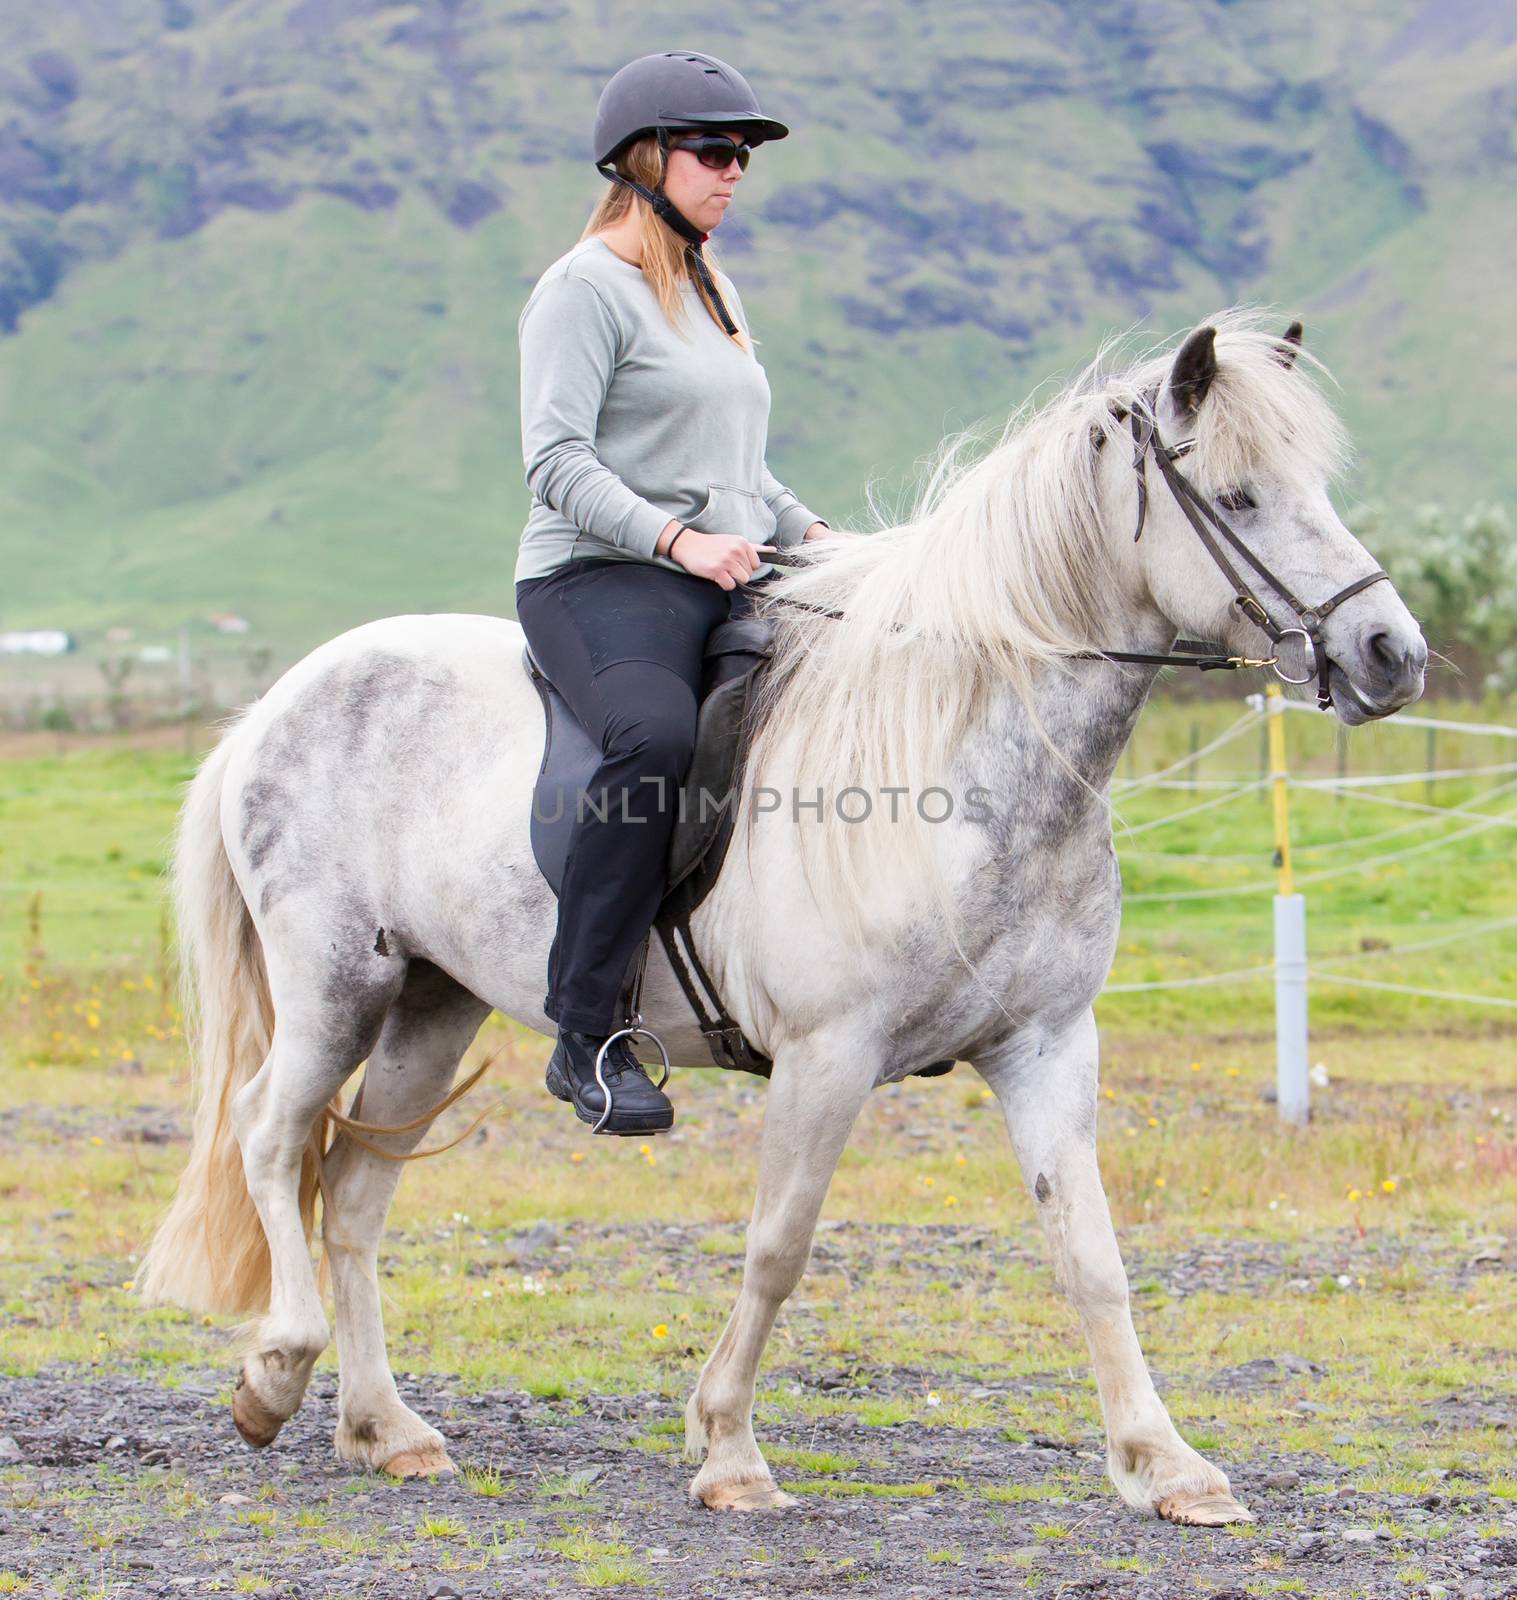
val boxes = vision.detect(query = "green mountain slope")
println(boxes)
[0,0,1513,649]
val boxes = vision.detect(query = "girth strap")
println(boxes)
[652,911,772,1075]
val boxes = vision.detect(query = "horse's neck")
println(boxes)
[962,582,1173,830]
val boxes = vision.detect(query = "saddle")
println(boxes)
[523,617,957,1082]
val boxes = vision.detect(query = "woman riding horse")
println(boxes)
[514,50,851,1136]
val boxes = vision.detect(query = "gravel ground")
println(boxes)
[4,1089,1515,1599]
[3,1357,1515,1599]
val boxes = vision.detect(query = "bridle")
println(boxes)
[757,381,1390,712]
[1079,383,1391,711]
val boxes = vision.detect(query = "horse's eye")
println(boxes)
[1217,488,1257,513]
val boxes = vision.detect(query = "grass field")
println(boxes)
[0,693,1514,1595]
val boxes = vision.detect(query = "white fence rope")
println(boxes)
[1111,709,1262,792]
[1305,972,1517,1010]
[1289,782,1517,830]
[1104,916,1517,999]
[1105,969,1517,1007]
[1254,697,1517,740]
[1102,964,1271,994]
[1119,777,1271,791]
[1124,796,1517,901]
[1105,969,1517,1008]
[1293,761,1517,789]
[1131,761,1517,793]
[1113,779,1269,838]
[1106,697,1517,1017]
[1121,776,1517,864]
[1121,779,1517,862]
[1311,912,1517,968]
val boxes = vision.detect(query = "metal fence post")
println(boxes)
[1267,684,1310,1125]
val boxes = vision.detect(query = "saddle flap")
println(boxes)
[703,616,775,661]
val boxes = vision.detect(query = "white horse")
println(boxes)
[139,309,1425,1525]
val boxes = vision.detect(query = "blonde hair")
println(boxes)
[580,134,753,352]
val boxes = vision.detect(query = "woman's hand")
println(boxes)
[669,527,777,591]
[802,521,863,542]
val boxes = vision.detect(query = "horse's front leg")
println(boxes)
[972,1009,1252,1526]
[685,1032,874,1511]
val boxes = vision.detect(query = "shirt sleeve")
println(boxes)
[518,271,672,559]
[717,272,828,548]
[762,467,828,547]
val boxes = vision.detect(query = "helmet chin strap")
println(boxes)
[595,131,740,336]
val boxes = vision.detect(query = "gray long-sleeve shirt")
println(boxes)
[514,235,826,584]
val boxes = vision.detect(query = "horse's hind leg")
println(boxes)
[323,961,491,1478]
[685,1031,874,1511]
[230,941,403,1448]
[973,1009,1252,1526]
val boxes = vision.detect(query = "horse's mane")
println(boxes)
[741,305,1353,959]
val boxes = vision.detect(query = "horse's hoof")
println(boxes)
[231,1372,284,1449]
[699,1480,795,1512]
[383,1446,456,1480]
[1156,1489,1254,1526]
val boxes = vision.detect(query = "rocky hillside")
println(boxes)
[1,0,1512,646]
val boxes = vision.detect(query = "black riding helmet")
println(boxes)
[591,51,789,336]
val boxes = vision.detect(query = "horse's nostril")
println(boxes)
[1368,630,1405,674]
[1368,630,1425,685]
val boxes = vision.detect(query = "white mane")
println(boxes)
[742,306,1354,955]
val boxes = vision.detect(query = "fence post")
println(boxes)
[1267,684,1310,1125]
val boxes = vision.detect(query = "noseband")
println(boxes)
[1087,383,1391,711]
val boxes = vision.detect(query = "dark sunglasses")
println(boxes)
[667,134,752,172]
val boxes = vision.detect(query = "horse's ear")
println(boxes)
[1276,320,1303,369]
[1167,325,1217,419]
[1091,402,1131,456]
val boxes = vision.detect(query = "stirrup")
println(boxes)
[591,1015,671,1135]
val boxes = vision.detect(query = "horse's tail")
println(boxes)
[138,715,296,1316]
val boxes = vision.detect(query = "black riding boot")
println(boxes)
[545,1027,674,1135]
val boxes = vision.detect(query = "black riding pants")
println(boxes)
[515,556,774,1035]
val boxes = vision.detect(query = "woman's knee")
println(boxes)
[603,702,697,774]
[595,661,700,775]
